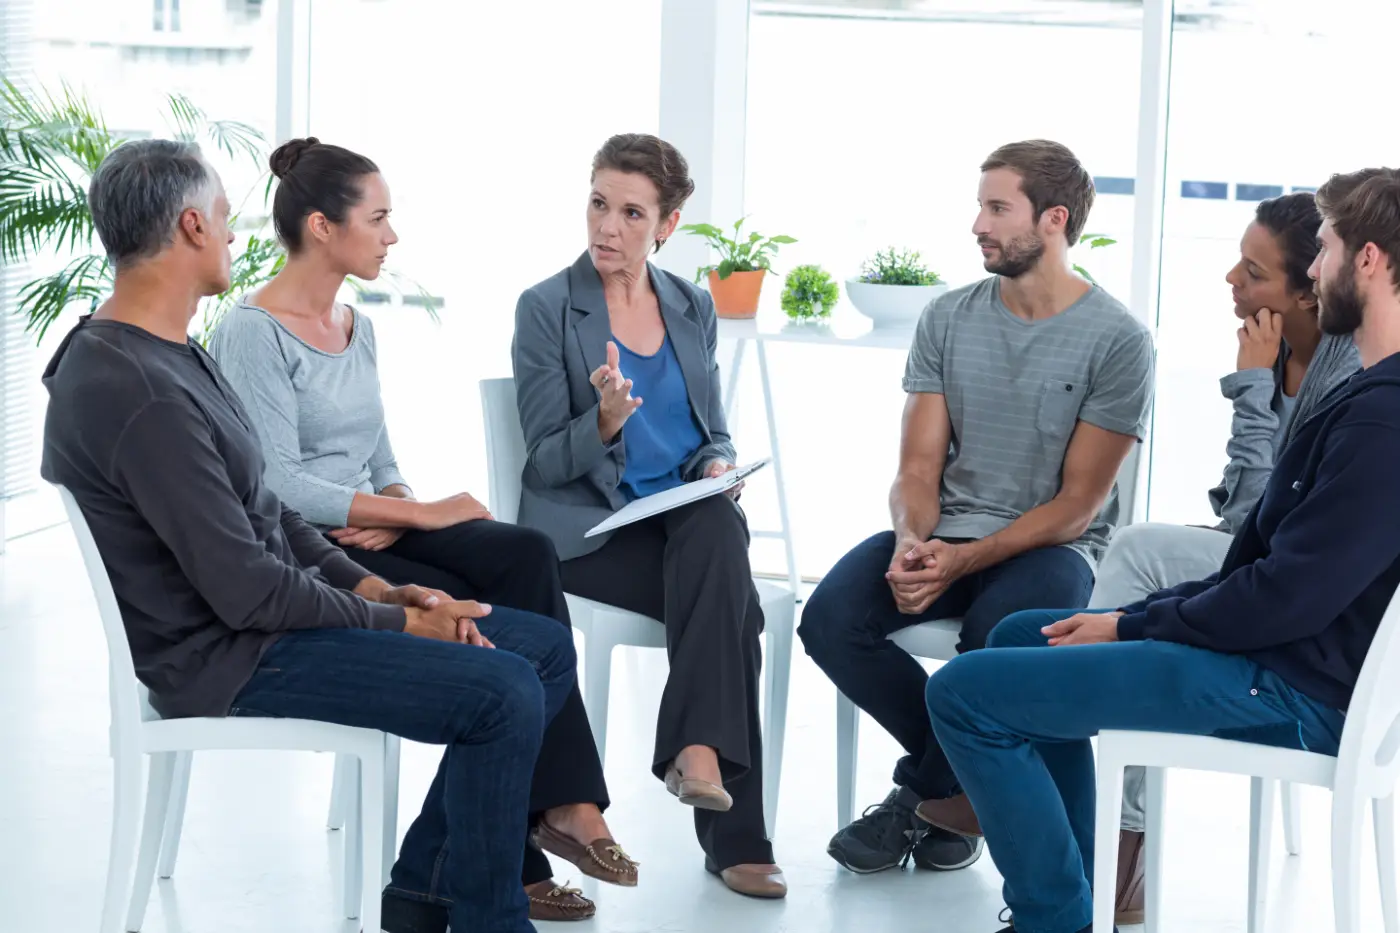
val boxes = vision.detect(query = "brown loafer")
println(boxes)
[526,879,596,922]
[704,857,787,899]
[914,793,983,837]
[534,820,639,887]
[664,765,733,811]
[1116,829,1146,925]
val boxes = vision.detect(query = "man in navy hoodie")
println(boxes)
[920,166,1400,933]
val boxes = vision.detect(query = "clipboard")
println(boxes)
[584,458,771,538]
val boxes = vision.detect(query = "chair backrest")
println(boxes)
[479,377,527,525]
[55,485,158,745]
[1333,580,1400,798]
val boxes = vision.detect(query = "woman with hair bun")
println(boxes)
[209,137,630,927]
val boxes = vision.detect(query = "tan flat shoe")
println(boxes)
[664,764,733,811]
[705,857,787,899]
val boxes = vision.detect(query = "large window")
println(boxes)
[1146,1,1400,525]
[307,0,662,505]
[739,1,1142,578]
[7,0,279,539]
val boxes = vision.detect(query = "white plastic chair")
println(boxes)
[835,619,962,827]
[1092,584,1400,933]
[57,486,393,933]
[479,377,798,835]
[835,619,1301,853]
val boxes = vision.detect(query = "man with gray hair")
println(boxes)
[41,138,576,933]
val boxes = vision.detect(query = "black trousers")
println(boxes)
[559,495,775,869]
[342,519,609,887]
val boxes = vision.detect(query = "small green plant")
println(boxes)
[781,264,839,320]
[1073,232,1117,283]
[679,216,796,284]
[858,247,942,286]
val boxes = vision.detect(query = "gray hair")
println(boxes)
[88,139,219,269]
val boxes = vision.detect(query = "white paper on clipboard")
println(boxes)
[584,458,771,538]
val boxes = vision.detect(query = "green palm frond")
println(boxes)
[0,76,115,175]
[165,93,266,164]
[17,253,111,342]
[0,160,93,263]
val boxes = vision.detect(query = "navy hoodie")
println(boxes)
[1117,351,1400,712]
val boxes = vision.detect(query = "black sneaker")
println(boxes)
[826,786,926,873]
[381,892,448,933]
[911,824,984,871]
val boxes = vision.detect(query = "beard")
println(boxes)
[981,231,1046,278]
[1318,262,1365,336]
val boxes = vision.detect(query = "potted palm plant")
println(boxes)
[846,247,947,328]
[679,217,796,319]
[0,79,432,345]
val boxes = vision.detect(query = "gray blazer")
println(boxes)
[511,251,737,560]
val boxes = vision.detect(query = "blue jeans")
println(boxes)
[799,531,1094,799]
[230,609,576,933]
[925,609,1346,933]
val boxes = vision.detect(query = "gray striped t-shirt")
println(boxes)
[902,277,1155,567]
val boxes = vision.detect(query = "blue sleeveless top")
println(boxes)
[615,334,704,500]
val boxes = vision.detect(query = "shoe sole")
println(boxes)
[915,837,984,872]
[825,841,908,874]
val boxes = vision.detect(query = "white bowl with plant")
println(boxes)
[846,247,947,328]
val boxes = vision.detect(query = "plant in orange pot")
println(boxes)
[679,217,796,319]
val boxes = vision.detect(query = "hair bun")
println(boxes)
[269,137,321,178]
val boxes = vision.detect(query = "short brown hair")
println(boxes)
[1316,167,1400,292]
[981,140,1095,245]
[591,134,695,252]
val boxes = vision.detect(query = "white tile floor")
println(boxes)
[0,525,1390,932]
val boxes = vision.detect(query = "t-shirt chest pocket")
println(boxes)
[1036,378,1086,437]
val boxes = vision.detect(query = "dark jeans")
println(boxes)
[798,531,1094,800]
[230,612,577,933]
[559,495,775,868]
[926,609,1345,933]
[343,520,609,885]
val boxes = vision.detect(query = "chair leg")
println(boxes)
[835,691,859,829]
[582,632,615,767]
[342,755,363,921]
[1332,788,1367,933]
[1143,767,1166,933]
[1248,777,1276,933]
[1092,755,1125,933]
[760,595,795,838]
[1375,794,1399,933]
[360,745,386,933]
[1282,780,1303,856]
[156,751,192,879]
[100,751,144,933]
[327,753,350,831]
[382,734,401,889]
[124,752,176,932]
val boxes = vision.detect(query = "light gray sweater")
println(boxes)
[207,303,410,529]
[1207,332,1360,534]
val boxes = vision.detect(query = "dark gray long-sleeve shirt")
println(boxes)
[40,316,406,719]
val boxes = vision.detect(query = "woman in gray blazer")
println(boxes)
[512,133,785,899]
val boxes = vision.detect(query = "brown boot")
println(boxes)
[1116,829,1146,925]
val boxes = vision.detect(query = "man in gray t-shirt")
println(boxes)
[798,140,1155,881]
